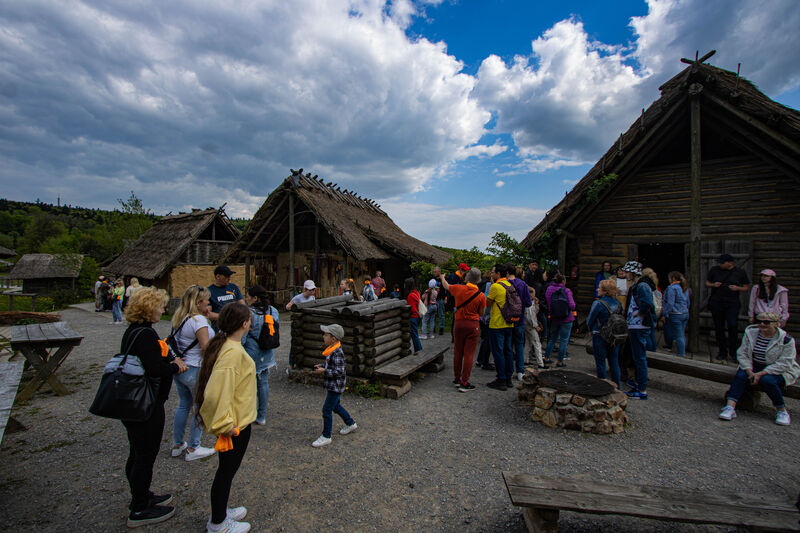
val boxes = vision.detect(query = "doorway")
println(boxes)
[637,243,686,291]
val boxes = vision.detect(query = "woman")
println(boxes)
[243,285,279,425]
[594,261,613,298]
[110,279,125,324]
[748,269,789,328]
[719,312,799,426]
[420,279,439,340]
[123,277,141,310]
[586,280,622,387]
[196,303,256,532]
[405,277,422,353]
[623,261,655,400]
[641,268,662,351]
[661,271,690,356]
[543,272,576,367]
[170,285,217,461]
[440,267,486,391]
[120,287,188,527]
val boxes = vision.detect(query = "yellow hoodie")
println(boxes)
[199,339,257,435]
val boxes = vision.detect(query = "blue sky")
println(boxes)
[1,0,799,250]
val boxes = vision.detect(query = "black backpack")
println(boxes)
[166,316,198,359]
[549,287,570,320]
[598,300,628,346]
[497,280,522,324]
[255,310,280,350]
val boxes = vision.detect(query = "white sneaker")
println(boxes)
[254,418,266,426]
[429,334,435,339]
[515,372,524,380]
[186,446,216,461]
[311,435,331,447]
[775,410,791,426]
[207,516,251,533]
[339,422,358,435]
[227,507,247,521]
[719,406,736,421]
[419,334,428,340]
[171,442,187,457]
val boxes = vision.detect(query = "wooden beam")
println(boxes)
[557,233,566,272]
[245,255,251,288]
[688,94,702,354]
[313,219,319,283]
[288,194,295,289]
[248,194,287,251]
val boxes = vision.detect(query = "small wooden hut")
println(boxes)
[225,169,450,302]
[104,207,243,297]
[9,253,83,293]
[0,246,16,259]
[521,54,800,349]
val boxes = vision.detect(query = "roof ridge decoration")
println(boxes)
[288,168,385,215]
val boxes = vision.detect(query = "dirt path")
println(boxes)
[1,307,797,532]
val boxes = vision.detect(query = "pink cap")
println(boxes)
[760,269,776,277]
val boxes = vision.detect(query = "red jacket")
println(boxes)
[407,290,421,318]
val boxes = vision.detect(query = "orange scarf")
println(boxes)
[215,427,240,452]
[263,314,275,336]
[322,341,341,365]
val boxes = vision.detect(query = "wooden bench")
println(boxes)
[373,347,448,399]
[503,472,800,533]
[10,321,83,402]
[0,361,25,445]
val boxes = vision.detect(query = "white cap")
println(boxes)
[303,280,316,290]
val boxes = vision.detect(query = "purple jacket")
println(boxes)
[545,283,576,323]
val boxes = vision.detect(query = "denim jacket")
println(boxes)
[626,278,656,328]
[586,296,621,334]
[662,282,690,317]
[242,305,279,372]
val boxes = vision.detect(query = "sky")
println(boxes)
[1,0,799,250]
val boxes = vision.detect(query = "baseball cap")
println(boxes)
[428,279,437,289]
[303,279,316,290]
[214,265,235,276]
[717,254,734,263]
[320,323,344,340]
[458,262,469,271]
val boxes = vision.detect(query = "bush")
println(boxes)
[50,289,83,309]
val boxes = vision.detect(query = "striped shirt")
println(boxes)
[752,334,770,366]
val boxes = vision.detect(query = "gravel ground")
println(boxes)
[0,306,798,532]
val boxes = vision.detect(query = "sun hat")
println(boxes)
[760,269,777,277]
[303,279,316,290]
[320,323,344,340]
[621,261,643,276]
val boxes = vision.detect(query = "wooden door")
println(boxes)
[698,240,753,323]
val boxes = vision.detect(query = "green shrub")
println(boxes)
[51,289,83,309]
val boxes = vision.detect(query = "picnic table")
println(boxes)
[10,321,83,402]
[0,361,25,445]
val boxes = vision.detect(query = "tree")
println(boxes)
[486,232,528,266]
[117,191,151,215]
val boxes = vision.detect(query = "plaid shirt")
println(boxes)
[323,346,347,393]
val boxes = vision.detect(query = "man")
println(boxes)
[94,276,105,312]
[432,267,446,336]
[286,279,317,310]
[623,261,655,400]
[523,260,539,288]
[485,263,515,391]
[371,270,386,298]
[706,253,750,362]
[207,265,244,323]
[506,263,532,380]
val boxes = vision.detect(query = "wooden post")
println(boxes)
[288,194,295,291]
[688,91,702,354]
[31,295,37,312]
[313,219,319,283]
[557,232,567,272]
[245,255,251,289]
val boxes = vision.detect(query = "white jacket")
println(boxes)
[736,325,800,386]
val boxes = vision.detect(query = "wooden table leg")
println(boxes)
[522,507,559,533]
[16,346,71,401]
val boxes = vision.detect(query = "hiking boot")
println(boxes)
[171,442,187,457]
[775,411,791,426]
[186,446,216,462]
[148,493,172,507]
[719,406,736,421]
[311,435,332,447]
[625,390,648,400]
[207,516,251,533]
[486,380,507,391]
[458,383,476,392]
[339,422,358,435]
[127,505,175,528]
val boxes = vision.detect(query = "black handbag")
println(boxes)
[89,328,157,422]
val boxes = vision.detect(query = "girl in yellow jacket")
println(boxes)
[196,303,256,533]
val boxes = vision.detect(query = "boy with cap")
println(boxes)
[286,279,317,310]
[207,265,244,323]
[311,323,357,447]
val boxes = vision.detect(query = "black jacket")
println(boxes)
[121,322,178,403]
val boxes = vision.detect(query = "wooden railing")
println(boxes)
[2,292,39,311]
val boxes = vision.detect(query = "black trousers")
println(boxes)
[210,424,252,524]
[710,302,741,358]
[122,403,166,512]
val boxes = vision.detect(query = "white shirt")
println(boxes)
[175,315,214,367]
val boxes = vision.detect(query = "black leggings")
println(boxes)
[122,403,166,512]
[210,425,252,524]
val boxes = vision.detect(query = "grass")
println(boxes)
[0,294,56,313]
[347,381,383,399]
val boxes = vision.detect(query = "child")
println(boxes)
[389,285,401,299]
[312,324,357,447]
[196,304,256,533]
[525,286,545,368]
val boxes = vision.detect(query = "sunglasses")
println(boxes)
[756,320,775,325]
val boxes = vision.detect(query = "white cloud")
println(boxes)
[562,178,579,186]
[494,180,505,188]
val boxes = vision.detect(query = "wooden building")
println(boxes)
[521,55,800,349]
[104,207,243,298]
[225,169,451,302]
[9,253,83,293]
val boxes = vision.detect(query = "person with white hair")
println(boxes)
[420,279,439,339]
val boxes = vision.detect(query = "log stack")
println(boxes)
[290,296,412,378]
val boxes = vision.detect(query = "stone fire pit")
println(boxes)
[518,369,630,434]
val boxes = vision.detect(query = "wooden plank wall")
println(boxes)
[574,155,800,338]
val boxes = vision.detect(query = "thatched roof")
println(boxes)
[521,60,800,248]
[0,245,16,258]
[105,207,239,280]
[226,170,451,265]
[9,254,83,279]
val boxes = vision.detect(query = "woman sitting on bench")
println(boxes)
[719,312,799,426]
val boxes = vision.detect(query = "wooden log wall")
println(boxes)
[573,155,800,338]
[290,296,412,378]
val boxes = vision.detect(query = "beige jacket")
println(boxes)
[736,325,800,386]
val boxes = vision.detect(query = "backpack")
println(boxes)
[598,300,628,346]
[166,316,198,359]
[256,310,280,350]
[497,280,522,324]
[549,287,570,320]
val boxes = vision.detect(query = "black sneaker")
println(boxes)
[506,380,513,388]
[148,493,173,507]
[127,505,175,528]
[715,353,727,361]
[438,330,444,336]
[480,364,496,371]
[452,378,460,386]
[486,380,507,391]
[458,383,476,392]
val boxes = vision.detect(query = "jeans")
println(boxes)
[664,313,689,356]
[409,317,422,352]
[421,303,438,336]
[112,299,123,322]
[173,366,202,448]
[628,328,649,391]
[210,425,251,524]
[544,321,573,362]
[256,367,271,422]
[512,323,526,374]
[592,334,621,387]
[710,301,740,358]
[489,328,514,381]
[646,327,657,352]
[322,391,354,438]
[727,364,786,408]
[122,403,166,512]
[436,299,446,333]
[453,320,479,385]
